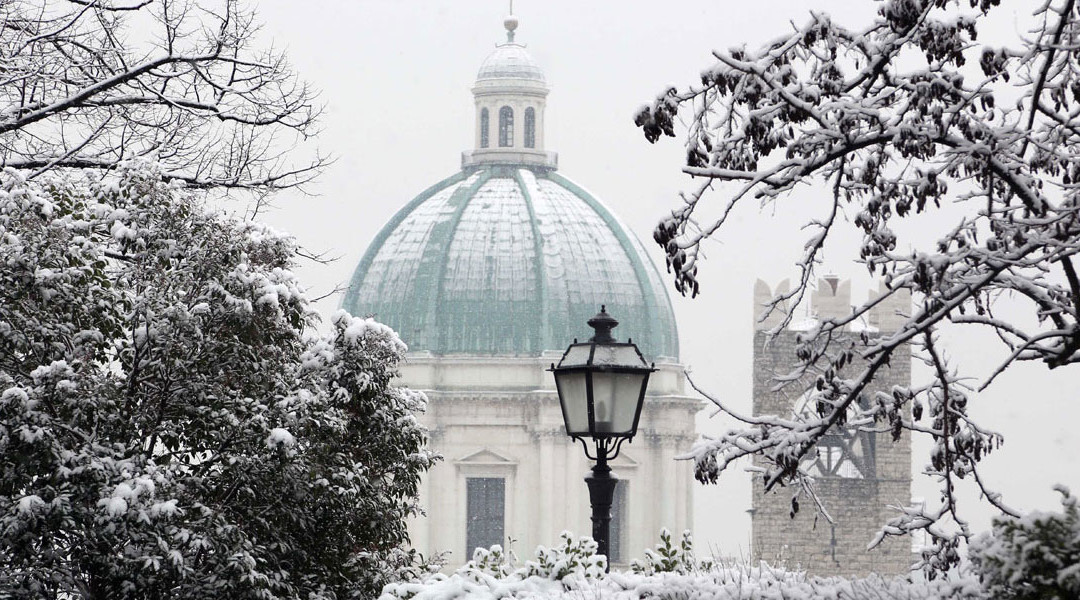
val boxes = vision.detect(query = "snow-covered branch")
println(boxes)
[638,0,1080,573]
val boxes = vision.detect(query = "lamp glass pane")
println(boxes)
[559,345,592,368]
[589,372,646,436]
[591,345,646,368]
[611,373,646,434]
[554,371,589,435]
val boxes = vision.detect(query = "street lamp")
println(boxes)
[548,305,654,564]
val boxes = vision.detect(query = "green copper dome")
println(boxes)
[342,166,679,360]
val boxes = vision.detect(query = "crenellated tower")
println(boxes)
[750,276,913,576]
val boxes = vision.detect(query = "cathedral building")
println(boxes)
[342,17,699,567]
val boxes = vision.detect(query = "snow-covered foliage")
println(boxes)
[380,531,986,600]
[468,533,607,581]
[0,162,436,598]
[629,528,715,575]
[636,0,1080,572]
[968,485,1080,599]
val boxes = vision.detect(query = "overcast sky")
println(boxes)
[249,0,1080,556]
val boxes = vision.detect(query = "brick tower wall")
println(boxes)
[750,278,912,576]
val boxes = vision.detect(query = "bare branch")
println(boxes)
[0,0,325,194]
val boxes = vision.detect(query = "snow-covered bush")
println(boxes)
[380,531,987,600]
[519,533,607,581]
[381,533,605,600]
[0,163,437,598]
[969,485,1080,600]
[630,528,714,575]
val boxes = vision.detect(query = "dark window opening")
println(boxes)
[466,477,505,559]
[524,107,536,148]
[809,430,875,479]
[797,393,876,479]
[499,106,514,147]
[480,108,489,148]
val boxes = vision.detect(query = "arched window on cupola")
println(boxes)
[480,108,490,148]
[524,107,536,148]
[498,106,514,147]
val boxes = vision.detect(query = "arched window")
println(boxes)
[480,108,489,148]
[524,107,536,148]
[498,106,514,147]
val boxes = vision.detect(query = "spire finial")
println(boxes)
[504,11,518,43]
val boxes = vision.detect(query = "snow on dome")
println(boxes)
[476,43,545,82]
[342,167,679,360]
[344,17,676,360]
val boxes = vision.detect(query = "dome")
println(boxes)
[343,165,679,360]
[476,43,546,83]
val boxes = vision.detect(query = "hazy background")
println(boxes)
[250,0,1080,558]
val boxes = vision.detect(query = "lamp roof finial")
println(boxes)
[587,306,619,344]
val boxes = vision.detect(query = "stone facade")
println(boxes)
[751,277,912,576]
[403,355,699,568]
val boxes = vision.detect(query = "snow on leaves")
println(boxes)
[0,162,436,598]
[969,485,1080,599]
[265,428,296,449]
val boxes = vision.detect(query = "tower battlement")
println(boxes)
[750,275,913,577]
[753,277,911,333]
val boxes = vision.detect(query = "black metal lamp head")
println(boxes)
[549,306,655,445]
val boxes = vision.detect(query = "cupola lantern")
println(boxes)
[463,16,557,171]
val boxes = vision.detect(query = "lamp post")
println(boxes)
[548,305,654,565]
